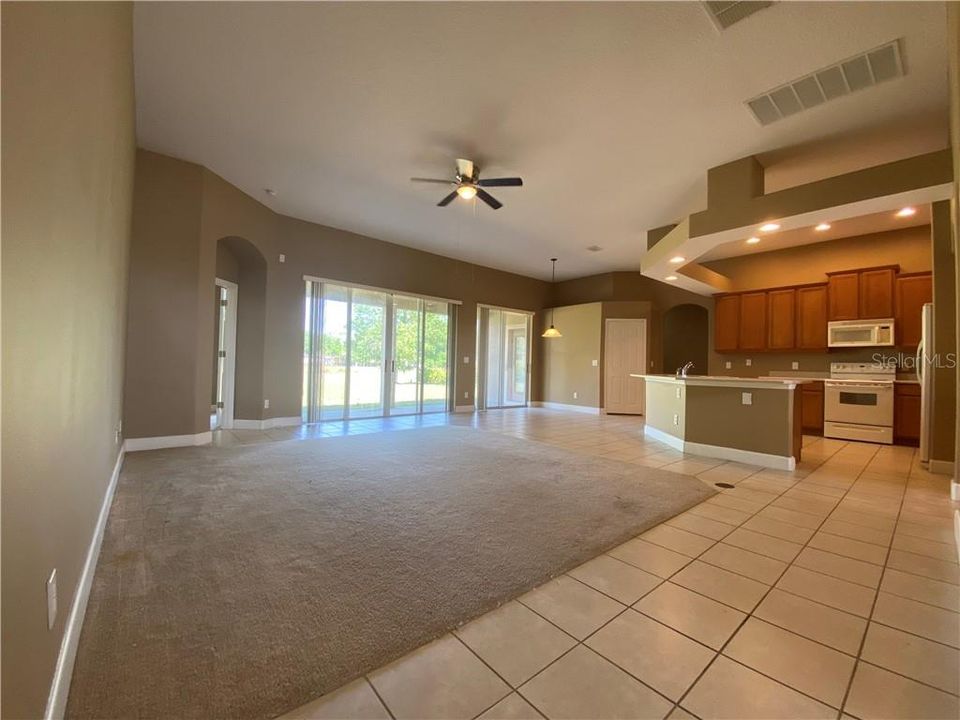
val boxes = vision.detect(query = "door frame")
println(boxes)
[603,318,648,415]
[476,304,533,410]
[215,278,238,429]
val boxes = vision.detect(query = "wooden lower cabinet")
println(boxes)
[801,381,824,435]
[894,383,921,445]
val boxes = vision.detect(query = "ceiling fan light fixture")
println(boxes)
[456,185,477,200]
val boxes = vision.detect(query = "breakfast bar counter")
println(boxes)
[630,374,806,470]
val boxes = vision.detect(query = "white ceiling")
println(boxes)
[133,2,950,280]
[698,205,932,262]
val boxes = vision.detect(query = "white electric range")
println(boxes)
[823,362,895,445]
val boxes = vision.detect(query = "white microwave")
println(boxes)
[827,319,895,348]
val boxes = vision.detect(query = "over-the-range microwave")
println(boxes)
[827,319,895,348]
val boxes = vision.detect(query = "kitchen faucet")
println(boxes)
[676,361,695,378]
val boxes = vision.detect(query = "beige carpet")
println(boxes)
[67,425,714,719]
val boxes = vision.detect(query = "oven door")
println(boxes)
[824,382,894,426]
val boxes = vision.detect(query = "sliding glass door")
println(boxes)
[303,280,453,422]
[477,306,532,410]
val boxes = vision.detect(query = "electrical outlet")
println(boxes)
[47,569,57,630]
[115,421,122,444]
[278,254,286,263]
[725,361,732,370]
[742,392,752,405]
[464,391,469,399]
[573,391,579,400]
[673,413,679,426]
[676,387,682,399]
[591,359,598,367]
[463,356,470,364]
[263,399,270,409]
[745,359,752,367]
[792,361,799,370]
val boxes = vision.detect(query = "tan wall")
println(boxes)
[702,226,932,292]
[124,152,552,437]
[950,2,960,481]
[643,381,685,436]
[539,303,603,408]
[1,4,135,717]
[684,386,795,457]
[931,201,957,463]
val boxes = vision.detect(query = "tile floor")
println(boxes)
[221,409,959,720]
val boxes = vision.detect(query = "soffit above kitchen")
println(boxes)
[133,2,949,281]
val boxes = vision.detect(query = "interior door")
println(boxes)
[604,319,647,415]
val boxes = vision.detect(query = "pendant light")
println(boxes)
[542,258,562,338]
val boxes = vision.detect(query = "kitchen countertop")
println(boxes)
[632,374,809,389]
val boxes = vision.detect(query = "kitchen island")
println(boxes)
[631,374,808,470]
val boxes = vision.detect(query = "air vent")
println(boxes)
[745,40,904,126]
[703,1,773,31]
[586,245,603,252]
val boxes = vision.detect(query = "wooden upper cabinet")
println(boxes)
[796,284,828,349]
[896,272,933,347]
[738,292,768,351]
[859,267,896,319]
[827,272,860,320]
[767,289,796,350]
[714,294,740,352]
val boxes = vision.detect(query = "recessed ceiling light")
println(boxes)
[746,237,761,245]
[759,222,780,232]
[665,275,678,281]
[815,222,831,231]
[896,207,916,218]
[669,256,686,264]
[586,245,603,252]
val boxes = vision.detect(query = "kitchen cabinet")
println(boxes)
[795,285,828,350]
[895,272,932,348]
[738,292,768,351]
[894,382,921,445]
[859,267,896,319]
[801,381,824,435]
[767,289,796,350]
[714,294,740,352]
[827,272,860,321]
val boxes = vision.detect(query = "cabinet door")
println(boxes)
[895,273,932,347]
[714,295,740,352]
[860,268,896,319]
[828,272,859,320]
[767,289,796,350]
[738,292,767,351]
[796,285,828,349]
[894,384,921,444]
[801,383,824,434]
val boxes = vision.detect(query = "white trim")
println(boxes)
[454,404,475,413]
[476,302,535,316]
[929,459,956,476]
[531,401,603,415]
[124,431,212,452]
[45,448,124,720]
[303,275,462,306]
[233,416,303,430]
[643,425,796,470]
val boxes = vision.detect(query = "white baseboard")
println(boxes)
[45,447,124,720]
[124,431,212,452]
[233,416,302,431]
[643,425,796,471]
[531,401,602,415]
[454,404,475,413]
[929,459,956,476]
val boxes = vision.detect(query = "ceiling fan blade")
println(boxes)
[478,177,523,187]
[456,158,474,180]
[411,177,454,184]
[437,191,458,207]
[476,188,503,210]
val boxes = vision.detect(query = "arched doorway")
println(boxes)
[213,236,267,428]
[663,304,708,376]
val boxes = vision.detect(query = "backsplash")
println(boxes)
[707,348,915,378]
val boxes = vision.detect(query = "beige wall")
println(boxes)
[124,152,552,437]
[1,4,135,718]
[702,225,932,292]
[643,381,685,436]
[539,303,603,408]
[931,201,957,464]
[684,385,795,457]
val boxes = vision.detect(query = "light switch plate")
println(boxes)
[725,361,732,370]
[591,359,598,367]
[573,391,579,399]
[263,399,270,409]
[741,392,752,405]
[278,254,286,263]
[463,356,470,364]
[745,359,752,367]
[792,361,799,370]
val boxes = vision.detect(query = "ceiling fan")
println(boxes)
[411,158,523,210]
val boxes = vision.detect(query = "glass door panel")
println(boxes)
[502,312,529,407]
[320,284,349,420]
[391,296,422,415]
[477,307,530,409]
[348,289,386,418]
[484,309,504,409]
[422,301,450,413]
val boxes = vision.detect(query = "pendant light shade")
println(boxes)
[542,258,562,338]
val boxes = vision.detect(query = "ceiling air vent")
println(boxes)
[745,40,904,126]
[703,1,773,31]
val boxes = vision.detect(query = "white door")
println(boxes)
[214,278,238,429]
[604,319,647,415]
